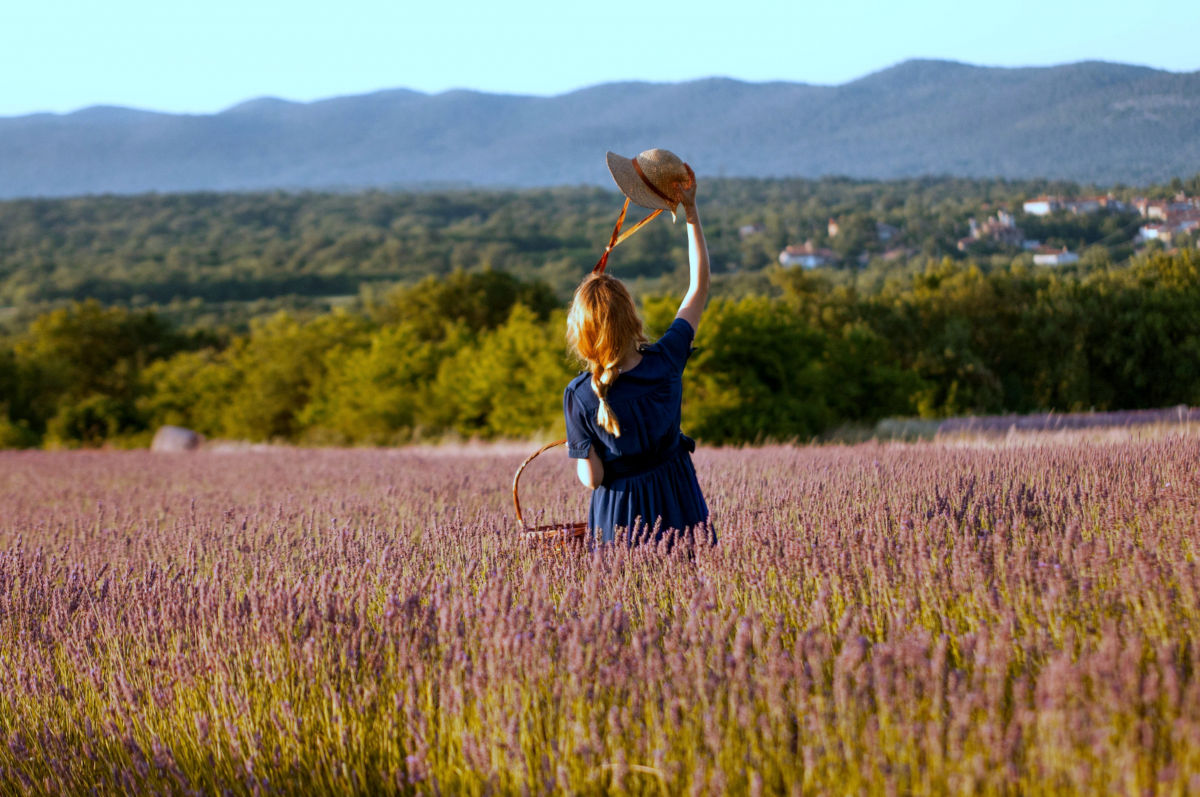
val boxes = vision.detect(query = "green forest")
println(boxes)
[4,174,1198,325]
[0,176,1198,448]
[1,251,1197,449]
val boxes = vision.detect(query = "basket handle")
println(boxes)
[512,438,568,529]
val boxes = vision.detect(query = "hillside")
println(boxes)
[2,175,1168,318]
[1,60,1198,198]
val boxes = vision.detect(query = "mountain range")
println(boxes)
[1,59,1198,198]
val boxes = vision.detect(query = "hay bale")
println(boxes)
[151,425,202,452]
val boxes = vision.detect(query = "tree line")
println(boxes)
[4,174,1198,332]
[2,250,1196,449]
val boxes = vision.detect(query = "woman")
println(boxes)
[563,160,710,546]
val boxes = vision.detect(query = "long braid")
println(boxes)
[566,273,646,440]
[592,361,622,437]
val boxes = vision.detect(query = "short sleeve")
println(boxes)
[563,386,593,458]
[656,317,696,373]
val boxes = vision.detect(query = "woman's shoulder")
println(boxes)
[639,318,695,371]
[565,372,595,401]
[642,317,694,347]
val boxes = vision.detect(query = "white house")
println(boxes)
[1032,247,1080,266]
[1138,224,1169,242]
[1134,199,1169,219]
[1025,196,1112,216]
[1023,197,1062,216]
[779,242,838,268]
[959,210,1024,250]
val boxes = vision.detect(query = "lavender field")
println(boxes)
[1,431,1199,794]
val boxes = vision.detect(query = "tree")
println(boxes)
[217,311,371,441]
[45,394,140,448]
[367,269,557,338]
[15,300,184,404]
[822,323,924,423]
[138,348,238,437]
[0,345,37,447]
[10,300,189,444]
[685,297,833,443]
[300,321,466,444]
[430,306,575,439]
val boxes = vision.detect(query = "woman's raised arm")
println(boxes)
[674,165,709,332]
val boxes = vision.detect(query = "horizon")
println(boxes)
[4,56,1195,120]
[3,0,1199,118]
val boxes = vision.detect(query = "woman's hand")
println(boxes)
[677,163,698,218]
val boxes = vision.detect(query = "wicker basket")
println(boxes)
[512,439,587,547]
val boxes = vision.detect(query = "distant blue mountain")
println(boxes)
[1,59,1197,198]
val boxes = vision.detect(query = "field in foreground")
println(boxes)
[1,432,1199,795]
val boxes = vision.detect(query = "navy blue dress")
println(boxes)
[563,317,711,545]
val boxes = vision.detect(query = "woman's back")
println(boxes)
[563,317,693,465]
[564,318,707,544]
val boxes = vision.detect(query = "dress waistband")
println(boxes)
[601,434,695,486]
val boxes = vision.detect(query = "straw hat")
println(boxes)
[606,149,693,214]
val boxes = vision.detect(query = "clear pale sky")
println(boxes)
[3,0,1198,117]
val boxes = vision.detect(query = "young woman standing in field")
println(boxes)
[563,150,711,546]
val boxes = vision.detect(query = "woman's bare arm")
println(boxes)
[674,166,709,332]
[576,448,604,489]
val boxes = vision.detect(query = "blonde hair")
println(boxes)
[566,274,647,437]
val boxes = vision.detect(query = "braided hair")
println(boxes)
[566,273,647,437]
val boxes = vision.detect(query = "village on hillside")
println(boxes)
[773,192,1200,269]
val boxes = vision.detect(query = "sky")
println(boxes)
[3,0,1199,117]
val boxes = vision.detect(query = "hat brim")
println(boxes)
[606,151,679,212]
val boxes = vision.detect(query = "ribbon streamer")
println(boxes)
[592,198,664,275]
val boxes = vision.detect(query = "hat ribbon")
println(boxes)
[632,158,681,208]
[592,199,664,275]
